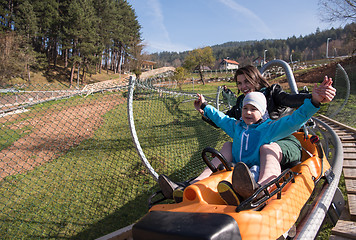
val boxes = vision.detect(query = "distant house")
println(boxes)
[219,58,239,70]
[195,65,212,71]
[141,60,156,71]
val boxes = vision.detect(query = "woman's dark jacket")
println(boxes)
[203,84,312,127]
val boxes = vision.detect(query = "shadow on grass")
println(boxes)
[71,190,156,240]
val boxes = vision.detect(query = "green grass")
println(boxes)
[326,94,356,128]
[0,126,33,150]
[187,70,235,82]
[0,89,231,239]
[179,80,238,101]
[0,101,149,239]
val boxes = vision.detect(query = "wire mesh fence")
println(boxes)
[0,71,235,239]
[0,58,354,239]
[324,61,356,127]
[129,78,232,182]
[0,80,150,239]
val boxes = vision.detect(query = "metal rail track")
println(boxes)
[314,115,356,239]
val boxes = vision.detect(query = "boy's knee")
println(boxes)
[259,143,282,155]
[260,143,274,153]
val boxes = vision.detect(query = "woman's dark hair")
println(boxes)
[234,65,270,93]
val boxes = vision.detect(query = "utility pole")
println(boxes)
[326,38,331,58]
[263,50,268,65]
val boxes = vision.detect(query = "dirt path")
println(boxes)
[0,94,125,180]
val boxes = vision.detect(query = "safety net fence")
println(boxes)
[325,62,356,127]
[0,59,354,239]
[0,78,147,239]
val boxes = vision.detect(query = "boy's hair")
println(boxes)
[243,92,267,115]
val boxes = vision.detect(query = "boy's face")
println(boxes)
[242,104,262,125]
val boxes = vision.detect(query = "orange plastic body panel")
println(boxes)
[149,133,331,240]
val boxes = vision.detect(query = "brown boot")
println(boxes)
[158,174,190,199]
[232,162,260,199]
[158,174,179,199]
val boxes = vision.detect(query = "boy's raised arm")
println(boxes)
[312,76,335,105]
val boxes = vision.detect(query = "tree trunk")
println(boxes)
[47,37,53,66]
[77,64,80,87]
[114,50,118,73]
[53,38,58,67]
[118,46,124,74]
[116,44,122,73]
[98,55,102,74]
[70,62,75,88]
[82,64,85,84]
[65,49,68,68]
[7,1,13,29]
[105,49,109,74]
[27,64,31,82]
[110,50,114,72]
[199,69,205,85]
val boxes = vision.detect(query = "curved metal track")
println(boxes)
[314,115,356,239]
[127,76,160,181]
[260,60,345,238]
[294,115,344,239]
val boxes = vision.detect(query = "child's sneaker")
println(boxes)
[217,180,242,206]
[173,186,184,203]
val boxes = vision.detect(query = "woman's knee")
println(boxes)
[222,141,232,149]
[220,142,233,162]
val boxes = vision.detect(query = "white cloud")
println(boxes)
[217,0,275,39]
[143,0,192,53]
[144,40,191,53]
[146,0,170,41]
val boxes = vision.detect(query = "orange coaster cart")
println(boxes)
[132,132,334,240]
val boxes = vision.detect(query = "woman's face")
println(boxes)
[236,74,256,95]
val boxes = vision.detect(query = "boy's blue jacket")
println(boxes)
[203,99,319,167]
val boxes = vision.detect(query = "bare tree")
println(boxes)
[318,0,356,23]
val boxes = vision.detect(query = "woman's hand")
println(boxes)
[194,94,206,115]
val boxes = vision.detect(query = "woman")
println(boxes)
[193,79,332,205]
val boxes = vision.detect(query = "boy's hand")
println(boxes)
[312,76,335,105]
[194,94,206,115]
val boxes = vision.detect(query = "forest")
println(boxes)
[0,0,355,86]
[0,0,141,86]
[151,23,356,68]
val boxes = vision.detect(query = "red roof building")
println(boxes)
[219,58,239,70]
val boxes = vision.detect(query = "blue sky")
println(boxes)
[127,0,343,54]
